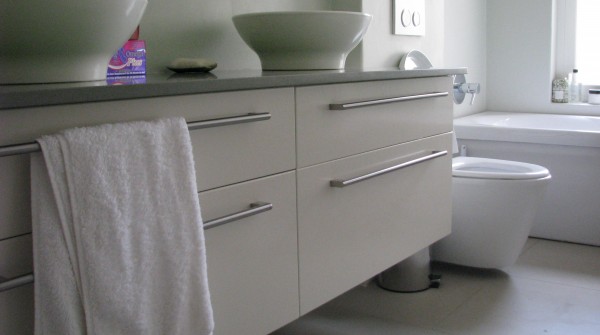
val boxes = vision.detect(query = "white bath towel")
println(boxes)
[31,118,214,335]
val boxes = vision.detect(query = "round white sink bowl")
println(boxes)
[0,0,147,84]
[233,11,372,70]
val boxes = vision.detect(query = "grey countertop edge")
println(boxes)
[0,68,467,110]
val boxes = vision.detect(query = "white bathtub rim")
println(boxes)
[454,111,600,148]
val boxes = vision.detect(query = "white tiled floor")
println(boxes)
[272,238,600,335]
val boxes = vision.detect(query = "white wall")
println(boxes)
[140,0,452,73]
[354,0,487,118]
[444,0,487,118]
[486,0,554,113]
[349,0,446,69]
[140,0,335,73]
[486,0,600,116]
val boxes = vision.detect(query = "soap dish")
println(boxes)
[167,58,217,73]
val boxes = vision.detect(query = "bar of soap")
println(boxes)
[167,58,217,73]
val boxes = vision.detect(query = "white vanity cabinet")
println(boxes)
[295,78,453,314]
[0,88,298,335]
[0,73,456,334]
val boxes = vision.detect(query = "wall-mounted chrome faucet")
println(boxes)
[453,74,480,105]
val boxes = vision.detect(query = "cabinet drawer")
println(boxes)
[187,89,295,191]
[0,234,33,279]
[0,235,34,335]
[0,88,295,192]
[296,77,452,167]
[0,175,298,335]
[297,133,452,314]
[201,171,299,335]
[0,286,34,335]
[0,155,31,239]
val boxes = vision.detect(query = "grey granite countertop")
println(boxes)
[0,68,466,110]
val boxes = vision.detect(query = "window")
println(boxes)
[575,0,600,84]
[555,0,600,86]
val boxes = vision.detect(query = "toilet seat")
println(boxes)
[452,157,550,180]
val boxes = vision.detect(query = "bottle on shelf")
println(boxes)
[568,69,581,103]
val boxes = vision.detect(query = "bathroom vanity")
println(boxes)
[0,68,463,335]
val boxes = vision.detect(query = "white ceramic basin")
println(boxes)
[0,0,147,84]
[233,11,372,70]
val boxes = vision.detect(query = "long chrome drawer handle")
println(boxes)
[330,150,448,188]
[203,202,273,230]
[329,92,449,110]
[187,112,271,130]
[0,113,272,158]
[0,273,34,293]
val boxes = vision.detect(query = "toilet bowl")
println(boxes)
[430,156,551,269]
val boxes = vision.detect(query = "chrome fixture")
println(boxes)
[453,74,481,105]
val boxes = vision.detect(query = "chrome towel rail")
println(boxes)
[329,92,448,110]
[0,274,34,293]
[0,142,40,158]
[0,112,271,158]
[0,201,274,293]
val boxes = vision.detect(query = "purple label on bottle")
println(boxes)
[107,40,146,76]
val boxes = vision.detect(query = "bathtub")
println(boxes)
[454,112,600,246]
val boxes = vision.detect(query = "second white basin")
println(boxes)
[233,11,372,70]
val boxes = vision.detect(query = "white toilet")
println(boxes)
[431,152,551,269]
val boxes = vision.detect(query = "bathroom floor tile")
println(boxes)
[436,275,600,335]
[271,308,450,335]
[270,239,600,335]
[507,238,600,291]
[315,263,494,327]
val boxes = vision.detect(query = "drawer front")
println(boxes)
[296,77,452,167]
[0,88,295,191]
[0,173,299,335]
[0,235,34,335]
[201,172,299,335]
[187,89,295,191]
[0,155,31,239]
[297,133,452,314]
[0,286,34,335]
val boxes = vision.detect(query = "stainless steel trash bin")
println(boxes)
[376,247,440,293]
